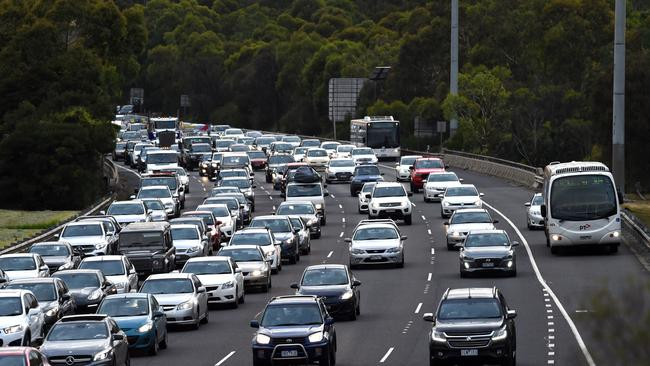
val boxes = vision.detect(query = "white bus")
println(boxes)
[151,117,178,135]
[541,161,622,254]
[350,116,400,160]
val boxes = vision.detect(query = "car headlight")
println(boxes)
[45,307,58,317]
[251,270,263,277]
[283,237,294,245]
[492,326,508,341]
[58,262,73,270]
[315,204,323,210]
[88,289,103,301]
[245,191,253,196]
[308,332,324,343]
[386,246,402,253]
[307,218,318,226]
[432,330,446,343]
[531,210,541,215]
[212,163,218,167]
[93,349,112,362]
[443,201,450,206]
[138,322,153,333]
[177,301,193,310]
[114,282,126,289]
[4,325,24,334]
[221,281,235,289]
[340,290,354,300]
[187,245,201,253]
[153,259,162,268]
[350,248,365,255]
[94,242,107,250]
[474,200,482,205]
[452,231,460,237]
[256,334,271,345]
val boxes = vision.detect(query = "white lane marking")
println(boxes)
[330,194,335,198]
[327,251,333,258]
[421,215,426,221]
[203,187,206,191]
[215,351,236,366]
[427,273,432,281]
[339,204,343,209]
[414,303,422,314]
[431,248,435,255]
[483,202,595,366]
[342,218,345,223]
[412,203,416,207]
[379,347,394,363]
[427,229,432,235]
[339,232,344,238]
[272,206,276,211]
[269,196,273,200]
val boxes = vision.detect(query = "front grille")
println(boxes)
[206,285,219,292]
[366,249,385,254]
[127,336,139,345]
[379,202,401,207]
[130,258,152,271]
[75,245,95,253]
[49,355,93,365]
[448,339,491,348]
[475,258,503,266]
[270,337,307,345]
[242,272,249,276]
[444,330,493,337]
[335,173,351,179]
[162,305,175,311]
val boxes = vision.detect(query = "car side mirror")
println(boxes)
[524,202,531,207]
[197,286,206,293]
[28,308,40,315]
[250,319,260,328]
[99,210,106,215]
[459,178,464,182]
[401,235,408,241]
[293,228,300,234]
[479,193,485,197]
[53,233,60,239]
[179,186,184,193]
[422,313,434,322]
[106,231,115,236]
[443,222,449,226]
[493,220,499,224]
[507,309,517,319]
[540,204,547,218]
[409,166,414,170]
[380,172,385,176]
[235,268,242,273]
[512,241,520,246]
[153,310,165,318]
[364,193,371,199]
[445,165,450,169]
[61,293,71,301]
[252,185,257,188]
[112,334,124,341]
[352,280,361,287]
[407,192,413,197]
[129,195,136,200]
[323,191,330,197]
[344,238,352,243]
[215,220,223,226]
[290,283,299,289]
[324,316,335,325]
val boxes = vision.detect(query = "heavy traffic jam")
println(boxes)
[0,114,623,366]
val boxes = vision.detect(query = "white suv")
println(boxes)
[0,290,45,347]
[366,182,413,225]
[423,172,463,202]
[440,184,484,218]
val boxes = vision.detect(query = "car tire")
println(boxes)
[253,358,268,366]
[295,253,300,263]
[396,254,404,268]
[315,231,321,239]
[201,308,209,324]
[350,191,356,197]
[148,332,159,355]
[125,353,130,366]
[501,352,516,366]
[321,215,327,226]
[460,270,467,278]
[510,267,517,277]
[239,288,245,304]
[356,301,360,316]
[550,245,560,255]
[320,348,333,366]
[159,330,168,349]
[192,311,200,330]
[358,206,363,214]
[404,214,412,225]
[349,308,357,321]
[185,186,190,193]
[447,243,455,250]
[22,331,30,347]
[609,244,619,254]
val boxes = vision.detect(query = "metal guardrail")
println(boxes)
[621,211,650,249]
[441,148,542,174]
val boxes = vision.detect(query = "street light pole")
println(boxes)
[612,0,626,194]
[450,0,459,137]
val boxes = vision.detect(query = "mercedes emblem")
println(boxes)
[65,356,75,366]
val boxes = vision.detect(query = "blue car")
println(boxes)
[251,295,337,366]
[97,293,168,355]
[350,164,384,196]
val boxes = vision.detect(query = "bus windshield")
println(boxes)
[550,174,617,221]
[367,122,399,148]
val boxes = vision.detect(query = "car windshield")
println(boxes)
[353,227,398,240]
[185,214,214,226]
[294,148,308,154]
[143,200,165,210]
[0,257,36,270]
[107,203,144,215]
[255,137,274,145]
[451,212,492,224]
[147,153,177,164]
[355,166,380,176]
[79,260,125,276]
[247,151,266,159]
[361,183,376,193]
[220,248,262,262]
[400,157,418,166]
[531,195,543,205]
[231,233,271,246]
[445,187,479,197]
[283,136,301,143]
[141,177,177,190]
[216,141,234,148]
[30,244,70,257]
[337,146,354,152]
[119,232,163,250]
[0,297,22,316]
[302,140,320,147]
[302,268,348,286]
[438,299,503,320]
[289,218,304,229]
[330,160,354,167]
[322,143,339,150]
[274,143,293,150]
[182,261,231,275]
[191,144,212,152]
[98,298,149,317]
[225,129,243,135]
[0,355,26,366]
[287,184,322,197]
[220,170,247,179]
[211,187,240,195]
[62,224,102,237]
[415,160,443,169]
[6,283,56,302]
[198,205,231,217]
[47,322,109,341]
[261,304,322,326]
[307,149,327,157]
[550,175,617,221]
[138,188,170,199]
[140,279,193,294]
[54,273,100,289]
[220,179,250,189]
[172,227,199,240]
[222,156,249,166]
[277,204,314,215]
[428,173,458,182]
[465,233,510,247]
[352,148,372,155]
[250,218,291,233]
[373,186,405,197]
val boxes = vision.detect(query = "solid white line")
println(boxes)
[272,206,276,211]
[339,232,344,238]
[269,196,273,200]
[215,351,236,366]
[327,251,333,258]
[342,218,345,223]
[427,273,432,281]
[379,347,394,363]
[483,201,596,366]
[414,303,422,314]
[412,203,416,207]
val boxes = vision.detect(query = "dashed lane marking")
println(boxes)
[342,218,345,223]
[427,273,432,281]
[327,251,333,258]
[339,204,343,209]
[421,215,426,221]
[215,351,236,366]
[379,348,394,363]
[414,303,422,314]
[339,232,344,238]
[431,248,435,255]
[427,229,432,235]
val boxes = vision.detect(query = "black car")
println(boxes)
[350,164,384,196]
[265,154,294,183]
[40,314,130,366]
[117,222,176,275]
[198,153,219,178]
[113,141,127,161]
[249,216,300,264]
[459,230,519,277]
[52,269,117,313]
[28,241,83,273]
[291,265,361,320]
[422,287,517,366]
[5,277,76,330]
[182,143,213,170]
[250,295,337,366]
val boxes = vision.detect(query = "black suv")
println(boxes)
[250,295,337,366]
[422,287,517,366]
[117,222,176,275]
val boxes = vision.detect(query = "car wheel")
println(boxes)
[125,352,131,366]
[404,214,412,225]
[289,254,296,265]
[238,288,245,304]
[315,231,321,239]
[460,269,467,278]
[321,215,327,226]
[320,348,333,366]
[510,267,517,277]
[349,308,357,321]
[501,352,516,366]
[447,243,455,250]
[22,331,30,346]
[295,253,300,263]
[356,301,360,316]
[550,245,560,255]
[232,287,239,309]
[185,186,190,193]
[192,310,200,330]
[268,276,272,289]
[159,329,168,349]
[350,191,356,197]
[148,332,159,355]
[396,254,404,268]
[201,308,209,324]
[609,244,619,254]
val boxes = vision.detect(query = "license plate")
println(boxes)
[281,350,298,358]
[580,235,592,240]
[482,262,495,268]
[461,349,478,356]
[370,255,383,261]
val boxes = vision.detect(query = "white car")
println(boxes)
[0,290,45,347]
[141,198,168,221]
[165,167,190,193]
[217,245,271,292]
[136,185,178,217]
[181,256,245,307]
[423,172,463,202]
[334,144,356,159]
[292,147,309,162]
[303,148,330,170]
[57,221,117,256]
[196,204,235,238]
[395,155,422,181]
[226,228,282,273]
[320,141,341,157]
[282,136,302,148]
[215,139,236,152]
[366,182,414,225]
[105,200,151,225]
[171,224,210,266]
[145,150,179,172]
[345,220,406,268]
[0,254,49,281]
[78,255,138,293]
[444,209,497,250]
[357,182,377,213]
[525,193,544,229]
[325,159,356,183]
[351,147,378,165]
[440,184,485,218]
[224,128,245,139]
[285,182,328,225]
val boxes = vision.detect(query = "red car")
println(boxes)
[409,157,447,192]
[247,151,267,170]
[0,347,51,366]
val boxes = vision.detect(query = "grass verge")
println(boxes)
[0,209,79,249]
[624,200,650,228]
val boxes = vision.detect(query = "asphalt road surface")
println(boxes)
[115,160,645,366]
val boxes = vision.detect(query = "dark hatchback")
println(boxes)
[349,165,384,196]
[52,269,117,313]
[291,264,361,320]
[250,295,337,366]
[422,287,517,366]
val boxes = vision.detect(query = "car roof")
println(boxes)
[445,287,497,300]
[103,293,150,300]
[7,277,59,284]
[140,185,169,190]
[186,256,231,263]
[54,269,102,276]
[253,215,288,221]
[278,201,314,206]
[269,295,320,305]
[81,255,125,262]
[448,184,477,189]
[219,244,260,251]
[170,224,199,230]
[234,228,271,234]
[0,347,31,355]
[183,211,214,216]
[0,289,32,297]
[121,222,169,232]
[452,208,489,214]
[0,253,37,258]
[401,155,422,159]
[415,157,443,161]
[111,200,144,205]
[59,314,109,323]
[374,182,405,188]
[467,229,508,236]
[304,264,346,271]
[146,273,194,280]
[65,220,103,226]
[32,241,71,246]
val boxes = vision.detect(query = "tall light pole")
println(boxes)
[450,0,459,137]
[612,0,626,194]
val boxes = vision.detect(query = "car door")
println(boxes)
[230,259,244,295]
[150,296,165,342]
[109,319,128,364]
[56,280,74,316]
[25,293,43,341]
[192,275,208,314]
[124,258,138,291]
[35,255,49,277]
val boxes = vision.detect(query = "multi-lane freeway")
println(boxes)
[114,157,645,366]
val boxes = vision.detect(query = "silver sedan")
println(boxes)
[525,193,544,229]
